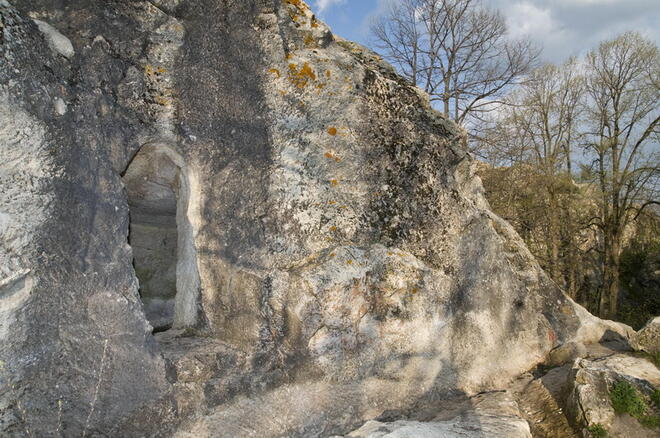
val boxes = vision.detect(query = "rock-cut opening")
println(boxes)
[122,143,201,332]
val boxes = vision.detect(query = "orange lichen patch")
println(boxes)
[268,68,281,78]
[316,83,326,89]
[329,179,338,186]
[286,53,294,60]
[327,127,338,136]
[346,260,353,265]
[311,19,319,28]
[145,65,167,76]
[288,62,316,88]
[279,90,287,96]
[304,34,316,47]
[284,0,307,10]
[325,70,331,78]
[328,200,337,205]
[329,226,337,232]
[329,252,336,257]
[411,288,418,294]
[284,0,308,23]
[387,252,394,256]
[324,151,341,162]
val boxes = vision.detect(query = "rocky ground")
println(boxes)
[0,0,658,436]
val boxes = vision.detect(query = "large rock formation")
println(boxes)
[0,0,634,436]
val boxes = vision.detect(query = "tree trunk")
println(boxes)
[599,232,622,319]
[548,191,561,285]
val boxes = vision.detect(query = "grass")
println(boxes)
[610,380,648,417]
[587,423,608,437]
[609,380,660,430]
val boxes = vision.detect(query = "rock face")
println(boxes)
[0,0,634,436]
[338,391,532,438]
[566,354,660,437]
[632,316,660,355]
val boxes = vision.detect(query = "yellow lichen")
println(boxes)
[268,68,281,78]
[330,179,338,186]
[328,200,337,205]
[329,226,337,232]
[346,260,353,265]
[288,62,317,88]
[304,34,316,47]
[327,127,337,136]
[329,252,336,257]
[324,151,341,162]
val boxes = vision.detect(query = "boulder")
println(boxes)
[566,354,660,438]
[0,0,637,435]
[632,316,660,355]
[339,392,531,438]
[545,341,588,367]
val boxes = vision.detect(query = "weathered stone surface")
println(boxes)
[31,18,74,58]
[511,365,581,438]
[0,0,637,436]
[632,316,660,355]
[545,341,588,367]
[338,391,531,438]
[566,354,660,437]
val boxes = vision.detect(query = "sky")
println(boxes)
[312,0,660,64]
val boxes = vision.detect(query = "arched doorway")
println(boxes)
[122,143,200,332]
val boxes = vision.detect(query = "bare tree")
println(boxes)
[370,0,539,127]
[478,59,586,296]
[581,32,660,318]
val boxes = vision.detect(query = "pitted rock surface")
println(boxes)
[0,0,635,436]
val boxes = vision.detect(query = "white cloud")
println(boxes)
[315,0,347,14]
[491,0,660,62]
[506,2,558,40]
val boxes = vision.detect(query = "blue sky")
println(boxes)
[313,0,380,47]
[312,0,660,63]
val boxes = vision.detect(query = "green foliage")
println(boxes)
[610,380,648,417]
[617,213,660,329]
[640,414,660,428]
[652,389,660,407]
[609,380,660,429]
[587,423,608,437]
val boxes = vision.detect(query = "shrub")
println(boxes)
[609,381,660,430]
[610,380,648,417]
[587,423,608,437]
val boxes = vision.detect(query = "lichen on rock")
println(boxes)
[0,0,642,437]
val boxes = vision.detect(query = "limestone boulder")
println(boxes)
[565,354,660,438]
[632,316,660,355]
[339,392,532,438]
[0,0,637,436]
